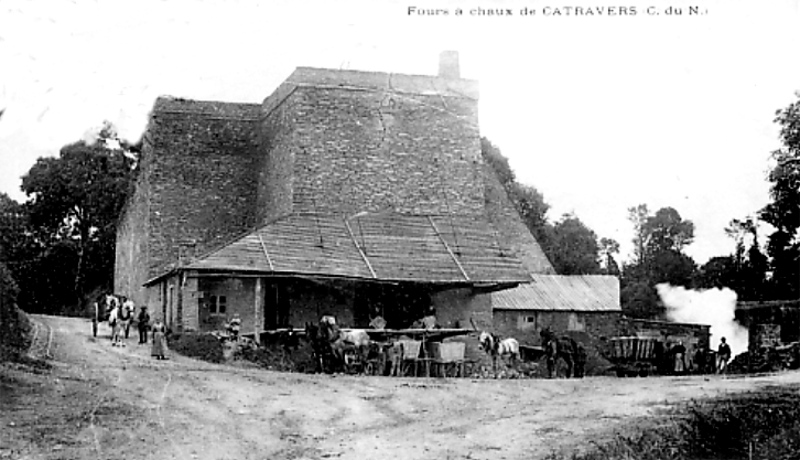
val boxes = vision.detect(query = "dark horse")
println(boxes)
[540,328,586,379]
[305,318,370,374]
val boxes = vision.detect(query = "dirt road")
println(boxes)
[3,315,800,460]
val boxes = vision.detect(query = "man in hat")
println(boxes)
[137,305,151,344]
[717,337,731,374]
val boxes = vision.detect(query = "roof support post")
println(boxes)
[257,233,275,271]
[344,217,378,279]
[428,216,470,281]
[253,277,263,345]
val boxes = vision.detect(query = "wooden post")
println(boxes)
[254,277,263,345]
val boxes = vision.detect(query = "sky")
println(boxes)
[1,0,799,265]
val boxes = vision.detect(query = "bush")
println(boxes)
[0,260,32,362]
[168,332,224,363]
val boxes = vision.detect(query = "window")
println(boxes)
[205,295,228,315]
[525,316,535,323]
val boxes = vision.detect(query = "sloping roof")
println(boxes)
[482,164,555,274]
[153,97,261,119]
[491,275,621,312]
[157,212,530,285]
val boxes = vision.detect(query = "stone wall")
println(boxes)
[146,99,261,278]
[257,86,297,225]
[261,85,484,217]
[114,131,152,308]
[197,277,257,333]
[493,310,621,346]
[483,165,555,274]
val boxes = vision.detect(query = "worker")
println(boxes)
[672,341,687,374]
[717,337,731,374]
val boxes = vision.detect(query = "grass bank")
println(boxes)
[552,383,800,460]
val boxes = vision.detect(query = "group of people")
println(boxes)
[94,294,168,360]
[670,337,732,375]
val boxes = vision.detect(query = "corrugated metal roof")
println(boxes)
[491,275,621,312]
[180,212,529,284]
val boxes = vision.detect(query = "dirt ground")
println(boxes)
[4,315,800,460]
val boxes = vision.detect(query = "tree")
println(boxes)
[599,237,621,276]
[694,256,738,290]
[481,137,612,276]
[545,214,601,275]
[643,207,694,256]
[0,194,33,267]
[760,94,800,299]
[628,204,650,265]
[620,204,697,319]
[20,122,138,308]
[481,137,550,233]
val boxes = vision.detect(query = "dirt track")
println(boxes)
[3,315,800,460]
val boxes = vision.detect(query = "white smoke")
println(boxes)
[656,283,748,357]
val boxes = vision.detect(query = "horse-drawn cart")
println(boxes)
[250,327,474,377]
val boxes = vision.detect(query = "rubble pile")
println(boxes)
[728,342,800,374]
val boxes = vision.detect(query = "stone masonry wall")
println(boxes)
[256,88,297,225]
[114,131,152,309]
[493,310,621,346]
[483,165,555,274]
[263,85,485,217]
[146,99,261,278]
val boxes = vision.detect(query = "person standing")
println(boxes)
[151,320,167,360]
[91,299,99,338]
[137,306,151,344]
[672,341,687,375]
[717,337,732,374]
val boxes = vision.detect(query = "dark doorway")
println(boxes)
[264,281,290,329]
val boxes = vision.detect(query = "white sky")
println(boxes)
[1,0,798,265]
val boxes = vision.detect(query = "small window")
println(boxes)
[526,316,535,323]
[203,294,228,315]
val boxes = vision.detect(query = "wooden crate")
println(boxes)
[398,340,421,359]
[427,342,465,362]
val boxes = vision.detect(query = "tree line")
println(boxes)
[0,122,139,315]
[484,93,799,318]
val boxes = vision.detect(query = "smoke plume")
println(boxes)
[656,283,748,357]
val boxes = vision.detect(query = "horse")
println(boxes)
[119,297,134,339]
[305,319,372,374]
[479,331,520,375]
[107,297,123,347]
[540,328,585,378]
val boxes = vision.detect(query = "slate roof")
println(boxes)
[149,212,530,285]
[491,275,621,312]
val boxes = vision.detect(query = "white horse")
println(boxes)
[479,331,520,375]
[107,301,122,346]
[120,298,134,339]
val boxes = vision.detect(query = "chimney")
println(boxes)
[438,50,460,79]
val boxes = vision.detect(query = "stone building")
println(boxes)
[114,53,557,350]
[491,274,622,345]
[736,299,800,351]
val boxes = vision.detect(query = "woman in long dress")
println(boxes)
[151,320,167,360]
